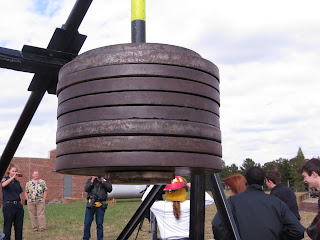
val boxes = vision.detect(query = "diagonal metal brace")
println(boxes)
[0,0,93,180]
[207,173,241,240]
[117,185,165,240]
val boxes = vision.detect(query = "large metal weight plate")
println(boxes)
[56,152,223,180]
[56,43,222,183]
[56,119,221,143]
[58,43,219,80]
[57,64,219,95]
[57,106,220,128]
[58,77,219,105]
[56,136,222,156]
[57,91,219,117]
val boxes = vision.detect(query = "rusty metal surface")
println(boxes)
[56,136,222,156]
[57,106,220,128]
[56,119,221,143]
[58,77,219,105]
[57,64,219,95]
[56,43,222,179]
[57,91,219,117]
[58,43,219,80]
[55,152,222,176]
[105,172,174,184]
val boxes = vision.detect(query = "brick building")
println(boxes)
[0,150,88,204]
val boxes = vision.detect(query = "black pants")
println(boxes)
[2,203,24,240]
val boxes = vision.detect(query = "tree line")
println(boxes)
[219,147,319,191]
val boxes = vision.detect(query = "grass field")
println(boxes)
[0,192,316,240]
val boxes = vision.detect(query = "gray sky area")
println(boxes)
[0,0,319,167]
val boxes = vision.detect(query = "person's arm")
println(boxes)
[43,190,47,202]
[84,177,95,192]
[281,202,306,239]
[24,192,29,201]
[1,175,15,187]
[100,178,112,193]
[306,212,320,240]
[205,192,214,207]
[24,182,29,201]
[212,211,233,240]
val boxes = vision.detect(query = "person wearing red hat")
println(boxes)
[142,176,214,240]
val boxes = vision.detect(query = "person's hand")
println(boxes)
[186,182,191,189]
[99,177,105,183]
[91,176,97,183]
[13,172,20,179]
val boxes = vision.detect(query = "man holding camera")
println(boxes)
[83,176,112,240]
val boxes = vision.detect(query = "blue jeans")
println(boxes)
[83,202,106,240]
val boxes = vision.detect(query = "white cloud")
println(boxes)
[0,0,319,168]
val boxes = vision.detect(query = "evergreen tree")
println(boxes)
[240,158,258,175]
[277,158,292,187]
[289,147,306,190]
[262,161,276,172]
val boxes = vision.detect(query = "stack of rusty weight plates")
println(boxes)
[55,43,222,184]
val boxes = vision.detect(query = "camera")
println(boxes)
[87,196,96,209]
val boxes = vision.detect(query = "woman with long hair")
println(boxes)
[1,163,24,240]
[222,173,247,196]
[142,176,214,240]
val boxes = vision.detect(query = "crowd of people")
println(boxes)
[1,158,319,240]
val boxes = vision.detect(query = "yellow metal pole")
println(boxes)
[131,0,145,43]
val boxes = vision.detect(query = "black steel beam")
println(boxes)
[190,175,206,239]
[207,173,241,240]
[117,185,165,240]
[0,90,46,179]
[0,0,93,180]
[0,45,76,74]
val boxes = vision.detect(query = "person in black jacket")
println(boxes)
[212,167,305,240]
[83,176,112,240]
[1,163,24,240]
[266,169,301,220]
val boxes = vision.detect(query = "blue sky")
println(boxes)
[0,0,319,167]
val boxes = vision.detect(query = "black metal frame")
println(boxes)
[0,1,240,239]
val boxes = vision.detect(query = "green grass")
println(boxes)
[0,192,315,240]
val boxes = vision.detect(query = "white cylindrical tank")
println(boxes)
[107,185,147,199]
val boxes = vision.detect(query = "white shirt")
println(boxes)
[142,185,214,240]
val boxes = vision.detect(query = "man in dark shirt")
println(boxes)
[301,158,320,240]
[212,167,305,240]
[266,170,301,220]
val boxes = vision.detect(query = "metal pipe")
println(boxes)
[0,90,46,179]
[131,0,146,43]
[207,173,241,240]
[190,175,206,239]
[117,185,165,240]
[63,0,93,32]
[0,0,92,179]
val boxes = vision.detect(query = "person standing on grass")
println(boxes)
[142,176,214,240]
[301,158,320,240]
[1,163,24,240]
[266,169,301,220]
[212,167,305,240]
[25,170,48,232]
[83,176,112,240]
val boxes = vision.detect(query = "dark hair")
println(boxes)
[223,174,247,194]
[245,167,265,186]
[266,170,281,185]
[301,158,320,176]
